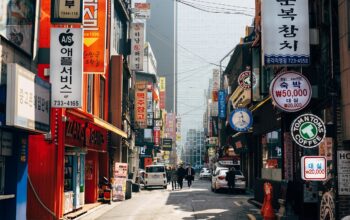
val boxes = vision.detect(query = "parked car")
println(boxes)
[144,165,167,189]
[199,168,211,179]
[211,167,246,193]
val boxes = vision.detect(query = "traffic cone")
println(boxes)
[263,193,275,220]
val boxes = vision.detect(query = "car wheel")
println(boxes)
[144,186,148,190]
[164,185,167,189]
[241,189,246,194]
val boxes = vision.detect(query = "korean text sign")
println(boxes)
[135,81,147,128]
[301,156,327,181]
[262,0,310,65]
[130,23,145,71]
[50,28,83,108]
[83,0,106,74]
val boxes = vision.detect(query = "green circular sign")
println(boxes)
[291,114,326,148]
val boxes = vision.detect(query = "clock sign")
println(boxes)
[229,108,253,132]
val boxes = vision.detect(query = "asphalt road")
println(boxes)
[95,178,260,220]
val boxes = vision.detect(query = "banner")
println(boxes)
[83,0,106,74]
[135,81,147,128]
[130,23,145,71]
[154,127,160,146]
[162,138,172,151]
[218,90,226,119]
[262,0,310,65]
[50,28,83,108]
[159,77,166,109]
[112,163,128,201]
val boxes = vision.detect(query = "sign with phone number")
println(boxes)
[270,71,312,112]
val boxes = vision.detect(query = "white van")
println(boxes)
[144,164,167,189]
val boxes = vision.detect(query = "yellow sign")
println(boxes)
[159,77,166,92]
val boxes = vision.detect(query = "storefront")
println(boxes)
[0,63,50,220]
[63,111,108,213]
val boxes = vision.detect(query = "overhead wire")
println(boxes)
[175,0,254,16]
[184,0,255,11]
[180,0,254,14]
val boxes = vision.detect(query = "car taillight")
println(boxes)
[145,174,148,178]
[218,176,225,180]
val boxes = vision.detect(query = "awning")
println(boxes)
[93,116,127,138]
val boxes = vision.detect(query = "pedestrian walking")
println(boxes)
[225,167,236,194]
[185,164,195,188]
[170,166,178,190]
[166,166,171,184]
[177,164,186,189]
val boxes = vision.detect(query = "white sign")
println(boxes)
[6,64,51,132]
[338,151,350,195]
[212,69,220,91]
[134,3,151,19]
[50,28,83,108]
[301,156,327,181]
[270,71,312,112]
[130,23,145,71]
[291,114,326,148]
[261,0,310,65]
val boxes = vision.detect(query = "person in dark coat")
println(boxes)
[225,167,236,193]
[177,164,186,189]
[185,164,195,188]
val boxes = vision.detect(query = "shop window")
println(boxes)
[261,130,282,181]
[64,156,73,192]
[87,74,94,114]
[261,68,274,96]
[99,76,105,119]
[0,157,5,195]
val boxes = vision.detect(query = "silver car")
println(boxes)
[211,168,246,193]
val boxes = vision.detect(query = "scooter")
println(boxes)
[98,177,111,204]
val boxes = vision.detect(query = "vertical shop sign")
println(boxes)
[147,91,153,126]
[337,151,350,195]
[135,81,147,128]
[159,77,166,109]
[0,0,35,55]
[50,28,83,108]
[218,90,226,119]
[154,127,160,146]
[262,0,310,65]
[130,23,145,71]
[83,0,106,74]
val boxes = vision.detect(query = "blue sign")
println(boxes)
[218,90,226,119]
[229,108,253,132]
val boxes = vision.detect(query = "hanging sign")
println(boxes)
[51,0,83,23]
[337,151,350,195]
[291,114,326,148]
[134,3,151,19]
[261,0,310,65]
[238,71,256,90]
[301,156,327,181]
[270,71,312,112]
[50,28,83,108]
[218,90,226,119]
[229,108,253,132]
[130,23,145,71]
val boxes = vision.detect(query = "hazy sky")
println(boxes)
[176,0,255,142]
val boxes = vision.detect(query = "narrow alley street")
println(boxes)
[83,179,259,220]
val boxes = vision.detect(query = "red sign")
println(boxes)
[83,0,106,73]
[154,127,160,146]
[160,91,166,109]
[135,81,147,128]
[65,113,107,151]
